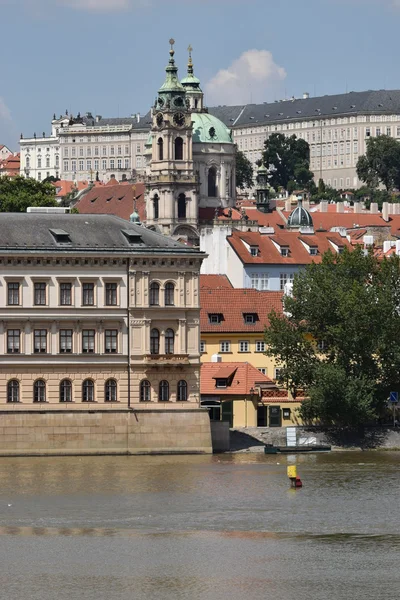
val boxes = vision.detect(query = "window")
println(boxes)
[208,166,217,197]
[164,282,175,306]
[177,193,186,219]
[153,195,159,220]
[165,328,175,354]
[110,146,115,156]
[140,379,151,402]
[220,341,231,353]
[7,282,20,305]
[124,158,129,169]
[283,408,291,420]
[216,378,227,388]
[105,330,118,353]
[79,147,83,157]
[366,127,371,137]
[110,159,115,169]
[159,380,170,402]
[105,282,118,306]
[64,148,69,157]
[38,157,42,168]
[79,160,84,171]
[200,340,206,353]
[274,368,282,380]
[150,282,160,306]
[102,146,107,156]
[55,155,59,167]
[7,380,19,403]
[150,328,160,354]
[82,379,95,402]
[34,379,46,403]
[34,329,47,353]
[64,160,69,172]
[208,313,222,324]
[376,128,381,136]
[174,137,183,160]
[60,329,73,353]
[177,380,188,401]
[250,246,258,256]
[7,329,20,354]
[71,160,77,172]
[95,146,99,156]
[256,341,265,353]
[239,340,249,352]
[46,157,50,168]
[258,368,267,375]
[34,282,46,305]
[82,282,95,306]
[244,313,257,324]
[280,273,294,291]
[250,273,268,290]
[60,282,72,305]
[87,160,92,171]
[60,379,72,403]
[105,379,117,402]
[102,159,107,170]
[82,330,95,353]
[117,159,122,169]
[387,127,391,136]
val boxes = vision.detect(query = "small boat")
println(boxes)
[264,444,279,454]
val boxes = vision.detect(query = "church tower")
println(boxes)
[145,40,199,243]
[181,45,204,112]
[255,164,270,213]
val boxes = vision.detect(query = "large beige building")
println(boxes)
[0,212,203,411]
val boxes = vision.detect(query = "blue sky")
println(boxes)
[1,0,400,150]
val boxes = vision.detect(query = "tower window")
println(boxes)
[177,193,186,219]
[174,137,183,160]
[208,166,217,197]
[157,137,163,161]
[153,194,159,220]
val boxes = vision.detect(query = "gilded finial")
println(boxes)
[188,44,193,65]
[169,38,175,59]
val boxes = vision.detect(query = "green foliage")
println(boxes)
[0,176,57,212]
[234,145,254,190]
[262,133,314,192]
[318,178,326,194]
[356,135,400,191]
[42,175,60,184]
[264,247,400,426]
[310,184,340,203]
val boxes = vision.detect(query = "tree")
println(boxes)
[356,135,400,191]
[262,133,314,192]
[264,247,400,426]
[0,176,57,212]
[235,145,254,190]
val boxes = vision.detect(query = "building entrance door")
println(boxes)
[257,405,268,427]
[222,401,233,427]
[269,406,281,427]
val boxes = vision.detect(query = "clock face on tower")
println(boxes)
[158,97,164,108]
[173,112,185,128]
[156,113,164,128]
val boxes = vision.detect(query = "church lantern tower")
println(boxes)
[180,45,204,112]
[255,163,270,213]
[145,40,199,242]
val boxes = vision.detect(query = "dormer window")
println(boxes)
[243,313,258,324]
[49,229,71,245]
[281,247,289,257]
[215,378,227,388]
[250,246,259,257]
[309,247,318,255]
[209,313,223,324]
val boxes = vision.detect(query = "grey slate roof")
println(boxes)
[208,90,400,128]
[0,214,199,254]
[77,113,152,131]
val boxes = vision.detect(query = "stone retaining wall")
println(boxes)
[0,409,212,456]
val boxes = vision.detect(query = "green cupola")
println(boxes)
[156,39,186,110]
[181,45,204,112]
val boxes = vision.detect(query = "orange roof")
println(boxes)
[52,180,90,198]
[74,182,146,222]
[227,229,352,266]
[201,362,273,396]
[200,288,283,333]
[200,275,233,289]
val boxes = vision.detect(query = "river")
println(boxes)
[0,451,398,600]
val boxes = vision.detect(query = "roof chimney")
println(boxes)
[336,202,344,213]
[370,202,379,214]
[137,113,141,124]
[303,92,310,99]
[95,115,102,123]
[320,200,328,213]
[353,202,361,214]
[382,202,389,222]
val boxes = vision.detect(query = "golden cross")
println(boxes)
[188,44,193,56]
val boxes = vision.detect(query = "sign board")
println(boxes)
[286,427,297,447]
[390,391,398,404]
[287,466,297,479]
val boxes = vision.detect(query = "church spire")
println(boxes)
[181,44,203,111]
[158,39,185,95]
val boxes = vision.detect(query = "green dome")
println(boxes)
[181,73,201,87]
[192,112,233,144]
[287,200,313,229]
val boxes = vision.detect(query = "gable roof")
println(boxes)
[75,182,146,222]
[200,288,283,333]
[200,274,233,289]
[201,361,273,396]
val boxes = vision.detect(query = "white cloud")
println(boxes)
[205,49,286,106]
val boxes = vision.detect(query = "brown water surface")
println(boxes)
[0,451,398,600]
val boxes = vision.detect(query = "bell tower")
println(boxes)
[146,40,199,242]
[181,45,204,112]
[256,163,270,213]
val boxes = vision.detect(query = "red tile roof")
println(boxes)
[74,182,146,222]
[52,180,90,198]
[201,362,273,395]
[200,274,233,289]
[200,288,283,333]
[227,229,353,266]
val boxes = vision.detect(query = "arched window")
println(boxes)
[159,380,169,402]
[105,379,117,402]
[174,137,183,160]
[157,137,163,161]
[150,282,160,306]
[208,166,217,197]
[164,282,175,306]
[194,99,198,109]
[140,379,151,402]
[60,379,72,403]
[165,328,175,355]
[26,157,30,168]
[150,328,160,355]
[153,194,159,220]
[7,379,19,403]
[177,380,188,402]
[177,193,186,219]
[34,379,46,403]
[82,379,95,402]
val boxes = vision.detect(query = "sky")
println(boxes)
[1,0,400,150]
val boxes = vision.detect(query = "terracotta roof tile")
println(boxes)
[200,288,283,333]
[200,274,233,289]
[74,182,146,222]
[201,362,273,395]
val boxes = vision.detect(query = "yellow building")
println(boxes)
[200,277,302,427]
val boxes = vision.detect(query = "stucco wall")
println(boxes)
[0,409,212,455]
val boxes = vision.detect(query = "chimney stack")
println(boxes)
[320,201,328,213]
[303,92,310,99]
[336,202,344,213]
[353,202,361,214]
[285,199,291,212]
[382,202,389,222]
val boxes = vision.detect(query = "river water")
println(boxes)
[0,451,399,600]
